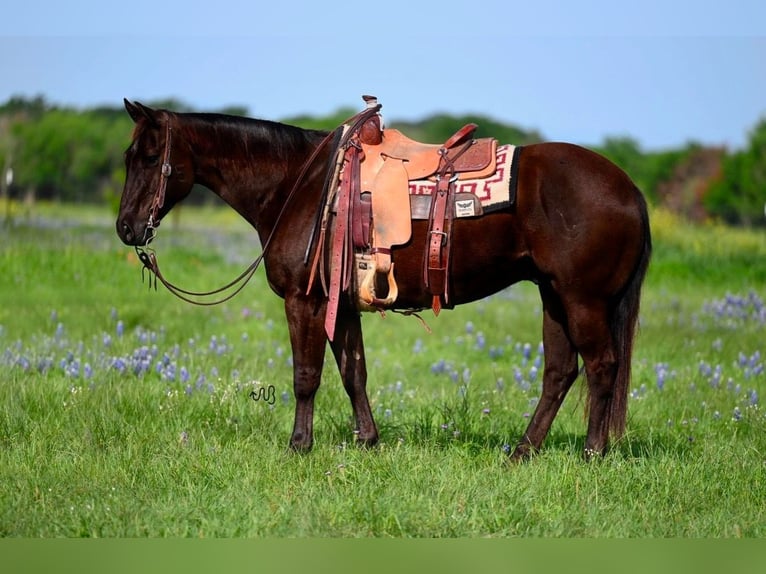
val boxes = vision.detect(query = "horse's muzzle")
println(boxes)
[117,219,149,246]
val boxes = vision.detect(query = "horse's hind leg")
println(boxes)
[566,301,618,458]
[329,307,379,447]
[511,286,579,461]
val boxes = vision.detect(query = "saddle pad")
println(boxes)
[409,144,519,213]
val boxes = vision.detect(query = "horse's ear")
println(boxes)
[124,99,159,126]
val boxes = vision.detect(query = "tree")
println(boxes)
[705,118,766,226]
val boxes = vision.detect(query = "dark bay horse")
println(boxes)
[116,100,651,460]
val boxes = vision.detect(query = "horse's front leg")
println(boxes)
[284,292,327,452]
[329,305,378,447]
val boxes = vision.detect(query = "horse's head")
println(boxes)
[116,100,194,246]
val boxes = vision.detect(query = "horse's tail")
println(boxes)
[609,189,652,438]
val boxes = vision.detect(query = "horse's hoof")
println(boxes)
[508,443,536,463]
[583,446,606,461]
[289,437,313,453]
[356,435,379,449]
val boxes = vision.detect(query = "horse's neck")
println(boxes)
[185,116,321,233]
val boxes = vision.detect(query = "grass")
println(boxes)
[1,204,765,537]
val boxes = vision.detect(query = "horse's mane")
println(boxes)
[129,108,329,160]
[181,112,329,157]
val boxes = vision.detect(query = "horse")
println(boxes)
[116,99,651,460]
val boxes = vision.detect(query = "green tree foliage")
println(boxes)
[392,113,543,147]
[705,118,766,226]
[7,105,131,202]
[595,137,701,205]
[282,107,358,131]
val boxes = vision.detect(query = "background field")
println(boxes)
[1,204,764,537]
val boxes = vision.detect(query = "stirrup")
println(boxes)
[359,263,398,309]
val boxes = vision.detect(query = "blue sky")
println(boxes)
[1,1,765,151]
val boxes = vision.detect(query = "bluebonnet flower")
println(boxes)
[655,363,670,391]
[522,343,532,361]
[111,357,127,373]
[36,357,52,373]
[475,332,486,351]
[431,359,447,374]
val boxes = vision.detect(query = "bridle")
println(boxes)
[145,120,174,239]
[133,105,381,306]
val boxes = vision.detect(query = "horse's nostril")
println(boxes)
[121,221,134,242]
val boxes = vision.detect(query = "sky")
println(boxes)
[1,1,765,151]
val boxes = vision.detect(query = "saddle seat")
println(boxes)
[360,126,498,184]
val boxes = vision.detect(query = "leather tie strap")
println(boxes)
[324,141,360,340]
[425,173,454,316]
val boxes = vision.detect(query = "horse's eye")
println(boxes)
[145,155,160,167]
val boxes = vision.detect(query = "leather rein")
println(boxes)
[134,106,380,306]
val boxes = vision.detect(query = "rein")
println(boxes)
[135,105,381,306]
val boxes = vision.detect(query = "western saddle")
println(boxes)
[309,96,498,339]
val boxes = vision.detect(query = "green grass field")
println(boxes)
[1,204,765,537]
